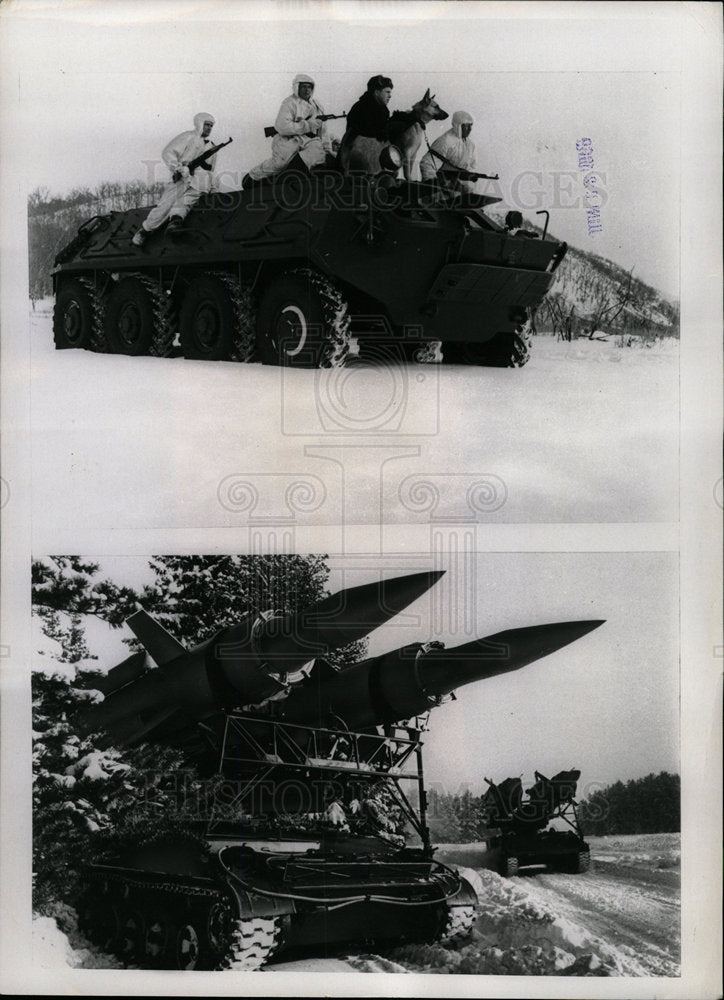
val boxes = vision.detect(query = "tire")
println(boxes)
[358,339,438,365]
[439,905,475,944]
[179,273,246,361]
[53,277,95,349]
[576,851,591,874]
[257,268,351,368]
[221,917,281,971]
[442,327,531,368]
[103,276,158,356]
[503,855,519,877]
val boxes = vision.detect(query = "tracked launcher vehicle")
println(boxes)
[51,166,567,369]
[481,770,591,877]
[75,571,603,969]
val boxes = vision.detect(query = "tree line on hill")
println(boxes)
[27,181,165,302]
[535,246,680,343]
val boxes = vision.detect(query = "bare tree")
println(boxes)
[586,266,634,337]
[541,294,578,341]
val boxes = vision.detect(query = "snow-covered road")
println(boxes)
[494,856,680,976]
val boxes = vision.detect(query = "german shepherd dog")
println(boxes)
[387,89,449,180]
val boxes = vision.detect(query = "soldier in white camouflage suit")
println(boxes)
[245,74,333,183]
[360,781,406,847]
[132,113,219,245]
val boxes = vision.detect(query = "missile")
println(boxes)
[280,619,605,730]
[81,570,444,746]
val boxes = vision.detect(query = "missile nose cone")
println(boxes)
[258,570,445,666]
[419,619,605,696]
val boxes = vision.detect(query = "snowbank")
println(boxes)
[33,906,122,969]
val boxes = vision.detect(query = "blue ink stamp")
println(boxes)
[576,138,603,236]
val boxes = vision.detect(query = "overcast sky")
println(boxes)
[33,551,679,795]
[6,1,682,297]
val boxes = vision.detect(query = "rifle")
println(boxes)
[172,137,233,183]
[264,113,346,139]
[425,142,498,181]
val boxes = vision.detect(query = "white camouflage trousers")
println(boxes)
[142,176,204,231]
[248,134,327,180]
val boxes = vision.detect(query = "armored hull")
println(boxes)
[52,173,567,368]
[77,715,479,970]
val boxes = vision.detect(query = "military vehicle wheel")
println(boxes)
[53,277,95,349]
[442,329,531,368]
[143,909,172,967]
[257,269,350,368]
[104,277,158,356]
[206,897,236,964]
[77,894,121,952]
[482,329,531,367]
[503,856,519,877]
[576,851,591,874]
[179,275,237,361]
[221,916,281,970]
[172,917,204,970]
[118,908,145,963]
[440,905,476,944]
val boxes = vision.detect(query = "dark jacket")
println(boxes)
[344,91,390,142]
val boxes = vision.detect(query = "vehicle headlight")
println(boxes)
[379,144,403,173]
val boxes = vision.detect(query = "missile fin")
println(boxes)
[126,609,187,666]
[94,650,148,695]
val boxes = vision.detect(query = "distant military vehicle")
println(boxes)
[52,166,567,369]
[482,770,591,876]
[73,571,602,969]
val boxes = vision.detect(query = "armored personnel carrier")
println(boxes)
[51,167,567,369]
[481,770,591,877]
[74,572,602,969]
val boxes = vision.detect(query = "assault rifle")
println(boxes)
[425,143,498,181]
[264,113,346,139]
[172,137,233,183]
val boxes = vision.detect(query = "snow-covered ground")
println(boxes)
[428,833,681,976]
[34,833,680,976]
[28,302,678,528]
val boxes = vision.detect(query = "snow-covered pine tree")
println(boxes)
[458,789,485,843]
[32,555,369,912]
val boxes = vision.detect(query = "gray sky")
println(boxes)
[9,1,681,297]
[33,551,679,794]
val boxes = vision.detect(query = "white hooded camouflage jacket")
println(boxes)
[161,112,219,190]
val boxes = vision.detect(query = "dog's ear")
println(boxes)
[430,93,436,102]
[423,88,431,102]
